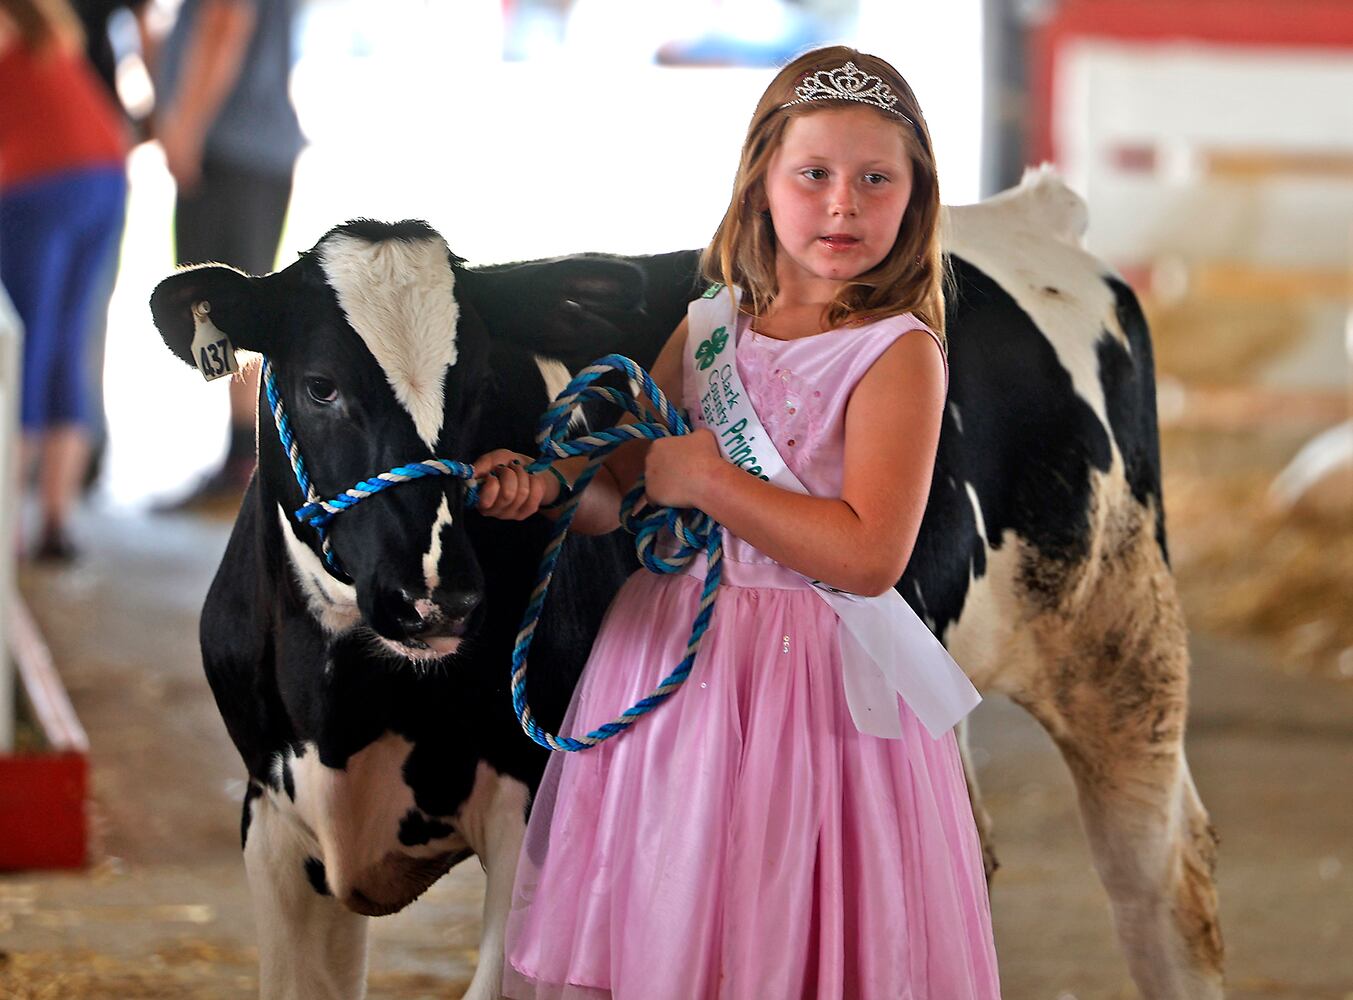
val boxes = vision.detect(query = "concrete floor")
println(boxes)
[2,502,1352,999]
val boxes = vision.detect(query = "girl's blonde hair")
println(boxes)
[701,46,945,341]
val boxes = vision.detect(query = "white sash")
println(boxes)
[685,286,981,739]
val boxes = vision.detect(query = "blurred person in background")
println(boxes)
[0,0,129,561]
[71,0,153,489]
[151,0,302,511]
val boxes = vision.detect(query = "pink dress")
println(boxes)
[502,313,1001,1000]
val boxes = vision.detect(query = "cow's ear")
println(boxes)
[150,264,270,370]
[462,256,648,356]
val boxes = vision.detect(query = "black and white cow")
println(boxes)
[149,169,1222,1000]
[150,225,692,999]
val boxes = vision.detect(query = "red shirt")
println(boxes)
[0,43,127,189]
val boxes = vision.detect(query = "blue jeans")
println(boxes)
[0,165,127,430]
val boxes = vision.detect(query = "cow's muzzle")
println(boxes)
[369,586,482,658]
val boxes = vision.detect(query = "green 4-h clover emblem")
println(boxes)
[695,326,728,370]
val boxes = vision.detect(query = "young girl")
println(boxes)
[474,45,1001,1000]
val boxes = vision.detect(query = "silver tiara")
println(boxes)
[779,61,914,126]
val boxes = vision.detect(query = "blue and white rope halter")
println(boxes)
[262,354,722,753]
[262,358,478,575]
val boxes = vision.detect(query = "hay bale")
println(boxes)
[1146,296,1311,384]
[1164,426,1353,680]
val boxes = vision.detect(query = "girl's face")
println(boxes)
[762,106,914,302]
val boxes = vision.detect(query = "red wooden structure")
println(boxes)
[0,598,89,870]
[1032,0,1353,165]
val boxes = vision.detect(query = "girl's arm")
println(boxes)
[643,330,945,596]
[156,0,256,191]
[472,318,691,533]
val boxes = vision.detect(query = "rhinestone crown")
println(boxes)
[780,61,913,125]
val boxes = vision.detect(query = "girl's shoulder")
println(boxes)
[818,311,947,394]
[815,310,937,351]
[858,313,948,391]
[838,310,930,335]
[863,311,943,354]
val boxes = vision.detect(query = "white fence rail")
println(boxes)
[0,284,20,752]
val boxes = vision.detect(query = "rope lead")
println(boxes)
[511,354,723,752]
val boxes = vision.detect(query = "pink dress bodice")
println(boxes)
[681,310,943,574]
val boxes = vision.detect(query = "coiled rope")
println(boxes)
[511,354,722,752]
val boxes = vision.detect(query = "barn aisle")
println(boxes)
[2,497,1351,998]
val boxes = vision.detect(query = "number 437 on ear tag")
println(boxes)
[190,300,239,382]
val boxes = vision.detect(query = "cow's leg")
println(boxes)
[457,763,531,1000]
[243,788,370,1000]
[1015,544,1223,999]
[956,717,999,880]
[1031,706,1222,999]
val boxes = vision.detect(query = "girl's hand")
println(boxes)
[643,429,724,510]
[471,450,559,520]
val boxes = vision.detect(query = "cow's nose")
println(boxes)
[369,588,427,641]
[432,587,481,631]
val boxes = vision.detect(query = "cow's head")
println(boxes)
[150,219,648,661]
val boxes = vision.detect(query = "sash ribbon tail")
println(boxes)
[830,589,981,740]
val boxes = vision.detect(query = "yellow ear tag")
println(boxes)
[190,300,239,382]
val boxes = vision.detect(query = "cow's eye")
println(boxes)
[305,376,339,404]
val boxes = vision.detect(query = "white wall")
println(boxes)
[1057,39,1353,270]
